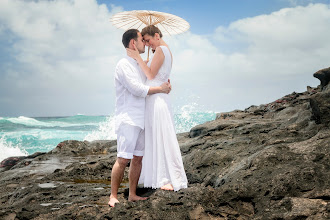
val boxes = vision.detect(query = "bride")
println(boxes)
[127,25,188,191]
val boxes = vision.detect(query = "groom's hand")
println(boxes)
[126,44,140,60]
[160,82,171,94]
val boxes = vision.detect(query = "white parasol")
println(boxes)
[111,10,190,60]
[110,10,190,36]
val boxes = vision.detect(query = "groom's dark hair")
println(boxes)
[122,29,139,48]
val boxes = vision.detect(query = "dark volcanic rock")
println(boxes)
[1,74,329,219]
[310,84,330,126]
[0,156,25,168]
[0,152,46,172]
[313,66,330,89]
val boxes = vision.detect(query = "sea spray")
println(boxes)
[0,136,28,162]
[174,103,216,133]
[84,115,116,141]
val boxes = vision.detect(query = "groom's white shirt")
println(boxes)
[114,55,149,133]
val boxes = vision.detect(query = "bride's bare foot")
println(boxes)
[128,194,148,202]
[161,183,174,191]
[108,195,119,207]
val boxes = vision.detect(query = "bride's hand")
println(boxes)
[126,44,140,60]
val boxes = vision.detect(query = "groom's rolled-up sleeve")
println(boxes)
[117,63,150,98]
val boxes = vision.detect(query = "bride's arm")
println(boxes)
[127,46,164,80]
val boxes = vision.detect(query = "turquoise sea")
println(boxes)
[0,107,215,162]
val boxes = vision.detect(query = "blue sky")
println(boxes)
[0,0,330,117]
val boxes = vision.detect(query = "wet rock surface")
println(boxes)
[1,80,329,219]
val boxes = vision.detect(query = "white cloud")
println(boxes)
[221,4,329,77]
[0,1,329,116]
[284,0,318,6]
[167,3,330,112]
[0,0,124,116]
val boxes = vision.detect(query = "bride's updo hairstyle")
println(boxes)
[141,25,163,38]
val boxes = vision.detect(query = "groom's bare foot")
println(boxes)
[128,194,148,202]
[161,183,174,191]
[108,195,119,207]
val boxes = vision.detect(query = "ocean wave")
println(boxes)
[0,105,216,158]
[0,137,28,162]
[7,116,53,127]
[43,115,105,125]
[1,116,104,128]
[3,129,86,140]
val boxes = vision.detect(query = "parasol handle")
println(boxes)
[147,46,150,62]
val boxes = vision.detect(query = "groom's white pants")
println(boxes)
[116,123,145,159]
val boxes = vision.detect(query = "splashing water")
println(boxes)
[0,136,28,162]
[83,115,116,141]
[174,103,216,133]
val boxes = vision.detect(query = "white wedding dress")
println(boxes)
[138,46,188,191]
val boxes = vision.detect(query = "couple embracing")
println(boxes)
[108,25,188,207]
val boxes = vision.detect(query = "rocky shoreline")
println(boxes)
[1,68,329,219]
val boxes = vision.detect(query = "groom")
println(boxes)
[108,29,171,207]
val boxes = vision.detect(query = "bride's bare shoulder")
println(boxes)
[154,47,165,56]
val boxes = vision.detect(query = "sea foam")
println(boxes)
[3,115,101,128]
[7,116,51,127]
[0,137,28,162]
